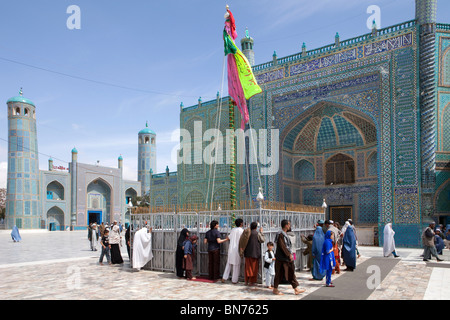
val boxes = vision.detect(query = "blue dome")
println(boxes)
[118,155,123,160]
[7,89,35,106]
[72,147,78,154]
[139,122,155,135]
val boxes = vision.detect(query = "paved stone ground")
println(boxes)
[1,230,449,300]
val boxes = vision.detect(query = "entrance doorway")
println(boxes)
[88,211,102,225]
[330,206,352,226]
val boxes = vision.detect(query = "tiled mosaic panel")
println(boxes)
[394,188,420,224]
[357,152,365,178]
[342,112,377,144]
[367,152,378,176]
[283,155,293,179]
[316,117,337,151]
[358,187,379,224]
[293,117,320,152]
[294,160,315,181]
[442,105,450,151]
[393,47,418,188]
[333,115,364,147]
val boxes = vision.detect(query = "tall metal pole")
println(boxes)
[229,99,237,225]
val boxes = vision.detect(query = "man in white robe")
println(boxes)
[221,218,244,284]
[132,227,153,270]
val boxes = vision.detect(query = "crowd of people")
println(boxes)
[174,218,365,294]
[88,220,127,265]
[85,217,449,294]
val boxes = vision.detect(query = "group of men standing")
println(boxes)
[220,218,304,295]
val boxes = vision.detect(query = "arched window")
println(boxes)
[15,107,21,116]
[145,137,150,144]
[47,181,65,200]
[325,154,355,185]
[24,108,29,117]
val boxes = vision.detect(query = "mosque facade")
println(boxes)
[4,0,450,247]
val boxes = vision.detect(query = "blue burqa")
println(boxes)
[319,230,336,274]
[435,235,445,255]
[311,226,326,280]
[342,225,356,269]
[11,226,22,242]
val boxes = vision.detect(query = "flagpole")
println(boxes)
[229,98,237,224]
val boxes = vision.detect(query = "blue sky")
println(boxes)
[0,0,449,187]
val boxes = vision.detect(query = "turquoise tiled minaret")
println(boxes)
[5,89,40,229]
[241,28,255,66]
[138,122,156,196]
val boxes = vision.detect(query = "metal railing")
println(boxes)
[130,208,324,283]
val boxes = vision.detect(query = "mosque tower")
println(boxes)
[138,121,156,196]
[241,28,255,66]
[5,89,40,229]
[416,0,437,216]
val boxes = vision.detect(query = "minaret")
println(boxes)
[241,28,255,66]
[70,147,78,230]
[416,0,437,217]
[138,121,156,196]
[5,89,40,229]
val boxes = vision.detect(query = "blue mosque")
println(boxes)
[5,0,450,246]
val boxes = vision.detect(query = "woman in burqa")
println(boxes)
[342,222,356,271]
[383,223,399,258]
[311,225,326,280]
[11,225,22,242]
[176,228,189,278]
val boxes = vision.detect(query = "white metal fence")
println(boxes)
[130,208,324,282]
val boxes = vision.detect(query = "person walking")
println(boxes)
[301,234,313,271]
[423,221,443,262]
[272,219,305,296]
[204,221,229,281]
[241,222,265,286]
[11,225,22,242]
[99,229,111,265]
[222,218,244,284]
[383,223,400,258]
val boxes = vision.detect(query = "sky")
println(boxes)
[0,0,449,188]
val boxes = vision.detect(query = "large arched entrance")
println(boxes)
[280,101,379,227]
[47,206,65,231]
[86,178,112,225]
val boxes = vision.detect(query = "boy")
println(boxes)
[264,242,276,289]
[183,235,198,280]
[99,229,111,265]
